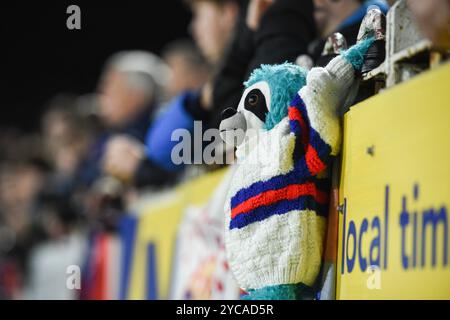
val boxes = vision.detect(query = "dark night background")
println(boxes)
[0,1,191,131]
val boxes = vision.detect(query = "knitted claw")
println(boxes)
[354,5,387,74]
[357,5,386,43]
[322,32,348,56]
[341,37,375,72]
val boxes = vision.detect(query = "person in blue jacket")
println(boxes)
[100,0,243,186]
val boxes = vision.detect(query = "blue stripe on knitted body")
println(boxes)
[289,94,309,138]
[229,195,328,230]
[289,94,332,166]
[230,169,303,209]
[309,128,332,162]
[289,119,302,138]
[290,94,305,112]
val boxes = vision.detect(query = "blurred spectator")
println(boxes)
[0,136,51,299]
[143,0,317,174]
[98,51,170,141]
[33,193,79,241]
[162,40,211,99]
[188,0,242,65]
[0,160,47,235]
[22,230,86,300]
[101,0,243,183]
[79,51,177,299]
[314,0,363,37]
[210,0,316,127]
[41,95,99,194]
[21,193,85,300]
[407,0,450,49]
[309,0,389,62]
[0,129,45,164]
[41,95,80,160]
[98,51,181,189]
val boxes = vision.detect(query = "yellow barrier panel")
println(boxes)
[337,62,450,299]
[128,168,228,299]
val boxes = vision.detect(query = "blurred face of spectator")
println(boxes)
[43,111,69,143]
[0,165,18,209]
[42,109,73,155]
[314,0,361,37]
[190,0,239,64]
[164,52,209,97]
[42,108,91,176]
[407,0,450,49]
[0,164,44,208]
[40,208,66,239]
[0,163,46,236]
[98,69,151,129]
[54,143,83,177]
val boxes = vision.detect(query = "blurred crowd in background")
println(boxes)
[0,0,448,299]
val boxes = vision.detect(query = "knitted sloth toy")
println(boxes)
[219,38,374,300]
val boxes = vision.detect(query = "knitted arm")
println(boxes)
[289,38,374,176]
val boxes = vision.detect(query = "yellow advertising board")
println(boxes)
[336,62,450,299]
[127,168,228,299]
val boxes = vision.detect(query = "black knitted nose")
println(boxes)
[221,107,237,120]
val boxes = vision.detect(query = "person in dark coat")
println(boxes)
[143,0,317,173]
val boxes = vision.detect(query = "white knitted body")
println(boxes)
[225,205,326,290]
[225,118,326,290]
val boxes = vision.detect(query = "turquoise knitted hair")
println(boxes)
[244,63,307,131]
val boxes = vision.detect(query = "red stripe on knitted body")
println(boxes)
[288,106,308,146]
[305,146,326,175]
[231,182,328,219]
[289,105,327,175]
